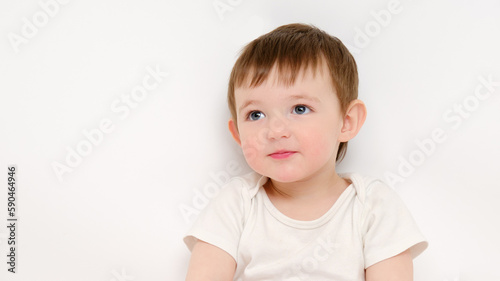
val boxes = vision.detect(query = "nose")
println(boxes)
[266,116,290,140]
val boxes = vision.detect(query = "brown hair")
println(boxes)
[227,23,358,163]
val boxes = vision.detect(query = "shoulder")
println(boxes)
[342,172,422,232]
[340,172,408,221]
[183,171,267,259]
[341,173,429,265]
[214,171,267,203]
[340,172,392,205]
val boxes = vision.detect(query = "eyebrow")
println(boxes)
[288,94,321,103]
[238,94,320,115]
[238,100,259,115]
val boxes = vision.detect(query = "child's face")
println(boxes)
[229,62,349,183]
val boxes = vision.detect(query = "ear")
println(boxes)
[338,99,367,142]
[228,119,241,146]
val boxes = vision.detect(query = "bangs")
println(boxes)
[231,26,328,89]
[233,48,325,89]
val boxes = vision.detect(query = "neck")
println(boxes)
[266,168,348,201]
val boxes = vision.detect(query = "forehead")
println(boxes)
[235,61,335,101]
[239,56,333,88]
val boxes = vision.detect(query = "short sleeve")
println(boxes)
[183,178,247,261]
[361,180,428,268]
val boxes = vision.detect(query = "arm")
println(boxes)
[365,249,413,281]
[185,240,236,281]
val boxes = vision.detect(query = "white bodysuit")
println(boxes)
[184,172,428,281]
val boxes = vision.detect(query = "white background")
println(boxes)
[0,0,499,280]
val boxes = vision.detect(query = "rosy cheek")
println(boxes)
[239,126,270,162]
[303,131,333,158]
[240,137,261,165]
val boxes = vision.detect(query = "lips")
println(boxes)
[268,150,297,159]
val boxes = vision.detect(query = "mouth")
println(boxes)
[268,150,297,159]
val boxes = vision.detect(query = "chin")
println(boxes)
[263,169,305,183]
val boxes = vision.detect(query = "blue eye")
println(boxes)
[293,105,311,115]
[248,111,265,121]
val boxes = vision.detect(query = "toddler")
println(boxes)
[184,23,428,281]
